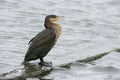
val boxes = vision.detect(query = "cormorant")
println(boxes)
[23,15,61,66]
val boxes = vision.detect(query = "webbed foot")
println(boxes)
[38,62,52,67]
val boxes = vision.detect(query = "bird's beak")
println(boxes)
[57,16,64,21]
[57,16,64,18]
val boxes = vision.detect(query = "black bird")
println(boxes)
[23,15,61,65]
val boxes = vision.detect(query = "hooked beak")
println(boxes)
[57,16,64,18]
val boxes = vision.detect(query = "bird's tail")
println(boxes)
[21,61,26,65]
[21,60,30,66]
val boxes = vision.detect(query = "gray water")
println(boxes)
[0,0,120,80]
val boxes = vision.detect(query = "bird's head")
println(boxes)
[44,15,59,28]
[45,15,58,23]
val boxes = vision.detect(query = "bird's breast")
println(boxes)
[53,25,61,39]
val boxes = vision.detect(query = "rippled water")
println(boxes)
[0,0,120,80]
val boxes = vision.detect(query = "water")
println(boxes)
[45,52,120,80]
[0,0,120,80]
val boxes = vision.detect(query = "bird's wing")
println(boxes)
[29,29,55,45]
[24,29,56,61]
[28,31,45,44]
[28,37,35,44]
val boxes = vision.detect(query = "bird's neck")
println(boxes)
[44,21,57,29]
[44,22,52,29]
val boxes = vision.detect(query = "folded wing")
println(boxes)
[24,29,56,62]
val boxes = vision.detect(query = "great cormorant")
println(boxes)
[23,15,61,66]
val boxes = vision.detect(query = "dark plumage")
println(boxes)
[23,15,61,65]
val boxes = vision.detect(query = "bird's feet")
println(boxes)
[38,61,52,67]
